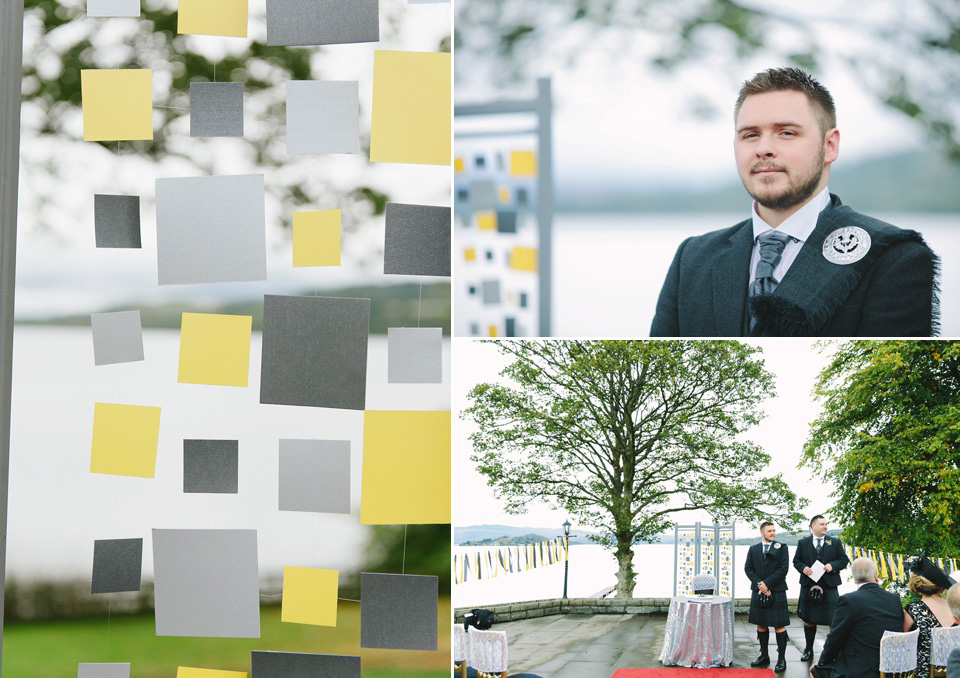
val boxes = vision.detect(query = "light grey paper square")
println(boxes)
[278,439,350,513]
[91,310,144,366]
[481,279,501,305]
[259,295,370,410]
[468,180,496,209]
[360,573,438,651]
[286,81,360,154]
[496,210,517,233]
[383,203,451,277]
[251,652,361,678]
[87,0,139,16]
[387,327,442,384]
[190,82,243,137]
[152,529,260,638]
[183,439,239,494]
[409,0,449,3]
[266,0,379,46]
[92,538,142,594]
[155,174,266,285]
[78,664,130,678]
[94,194,141,248]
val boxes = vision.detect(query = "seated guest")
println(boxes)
[948,584,960,678]
[903,573,959,678]
[811,558,903,678]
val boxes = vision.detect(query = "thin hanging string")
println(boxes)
[402,524,407,574]
[417,283,422,328]
[213,59,217,82]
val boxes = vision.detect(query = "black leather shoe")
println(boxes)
[801,648,814,662]
[751,654,770,668]
[774,658,787,673]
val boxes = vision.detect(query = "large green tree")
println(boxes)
[461,340,806,597]
[803,340,960,556]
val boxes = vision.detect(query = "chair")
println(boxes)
[693,572,716,595]
[469,628,509,678]
[930,625,960,678]
[454,624,468,678]
[880,628,919,678]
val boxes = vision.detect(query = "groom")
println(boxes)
[745,521,791,673]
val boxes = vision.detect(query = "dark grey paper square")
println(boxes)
[468,180,496,209]
[361,572,438,650]
[78,664,130,678]
[183,439,239,494]
[481,279,501,305]
[92,538,142,594]
[496,210,517,233]
[259,295,370,410]
[190,82,243,137]
[383,203,451,277]
[251,651,361,678]
[266,0,379,46]
[91,310,144,366]
[278,439,350,513]
[94,194,141,248]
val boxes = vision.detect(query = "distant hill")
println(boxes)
[461,533,562,546]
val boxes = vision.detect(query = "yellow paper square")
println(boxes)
[293,210,341,267]
[454,157,465,173]
[91,403,161,478]
[281,566,339,626]
[370,51,451,166]
[499,187,510,204]
[178,0,247,37]
[81,70,153,142]
[488,325,498,337]
[510,246,538,272]
[510,150,537,177]
[177,669,247,678]
[361,411,451,524]
[464,247,476,262]
[178,313,252,387]
[476,212,496,231]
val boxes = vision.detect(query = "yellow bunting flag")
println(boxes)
[281,566,339,627]
[293,210,341,267]
[178,313,252,387]
[90,403,161,478]
[81,70,153,142]
[454,157,465,173]
[476,212,496,231]
[464,248,476,262]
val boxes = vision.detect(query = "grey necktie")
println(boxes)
[750,231,792,298]
[816,538,822,554]
[763,543,769,555]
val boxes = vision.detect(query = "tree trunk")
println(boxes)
[614,540,636,597]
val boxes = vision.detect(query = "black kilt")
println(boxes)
[749,589,790,627]
[797,585,839,625]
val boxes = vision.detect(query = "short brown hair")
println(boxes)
[760,521,774,531]
[735,67,837,136]
[908,573,945,597]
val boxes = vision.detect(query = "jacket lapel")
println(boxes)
[712,219,753,335]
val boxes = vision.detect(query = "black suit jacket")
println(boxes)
[744,541,789,593]
[817,582,904,678]
[794,535,850,589]
[649,194,939,337]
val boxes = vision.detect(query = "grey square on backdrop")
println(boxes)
[360,572,438,651]
[94,194,141,248]
[266,0,379,46]
[278,439,350,513]
[87,0,138,16]
[496,210,517,233]
[250,651,361,678]
[190,82,243,137]
[286,80,360,154]
[152,528,260,638]
[481,279,501,306]
[183,439,239,494]
[387,327,441,384]
[259,295,370,410]
[78,664,130,678]
[468,180,496,209]
[383,203,451,277]
[91,310,144,366]
[91,538,142,594]
[155,174,266,285]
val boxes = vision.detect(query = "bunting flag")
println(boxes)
[454,537,569,584]
[844,545,958,582]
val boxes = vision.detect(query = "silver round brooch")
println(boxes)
[822,226,871,265]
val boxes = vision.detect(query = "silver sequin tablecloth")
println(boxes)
[659,595,734,668]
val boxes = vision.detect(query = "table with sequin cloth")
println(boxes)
[659,595,734,668]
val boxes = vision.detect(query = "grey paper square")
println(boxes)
[409,0,449,3]
[94,194,141,248]
[383,203,451,277]
[78,664,130,678]
[155,174,266,285]
[251,652,360,678]
[91,310,144,366]
[278,439,350,513]
[152,528,260,638]
[360,573,438,651]
[190,82,243,137]
[496,210,517,233]
[468,180,496,209]
[266,0,379,46]
[286,81,360,154]
[92,538,142,594]
[259,295,370,410]
[481,279,501,305]
[183,439,239,494]
[387,327,442,384]
[87,0,139,16]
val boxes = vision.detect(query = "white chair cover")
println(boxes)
[469,628,509,674]
[880,629,920,673]
[693,572,717,593]
[454,624,468,663]
[931,625,960,668]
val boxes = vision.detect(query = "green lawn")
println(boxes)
[3,599,451,677]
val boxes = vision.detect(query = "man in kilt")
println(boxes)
[793,514,849,662]
[745,521,790,673]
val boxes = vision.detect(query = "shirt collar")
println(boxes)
[751,186,831,243]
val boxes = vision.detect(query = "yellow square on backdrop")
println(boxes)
[499,186,511,204]
[293,210,341,267]
[178,313,252,387]
[370,51,451,166]
[177,669,247,678]
[510,246,538,272]
[488,325,498,337]
[90,403,161,478]
[81,70,153,142]
[178,0,247,37]
[454,157,465,173]
[464,248,476,262]
[281,566,339,626]
[510,150,537,177]
[476,212,496,231]
[360,411,451,524]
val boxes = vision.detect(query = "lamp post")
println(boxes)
[562,520,571,599]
